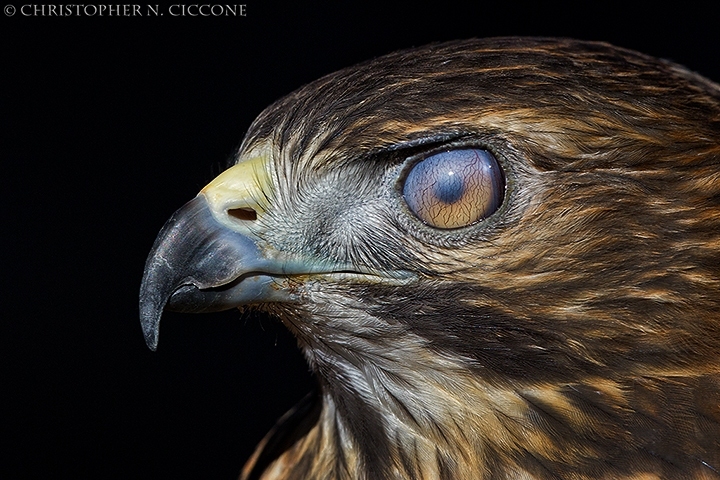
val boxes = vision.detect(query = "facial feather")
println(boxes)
[141,38,720,479]
[240,39,720,479]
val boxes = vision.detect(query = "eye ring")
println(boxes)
[402,149,504,229]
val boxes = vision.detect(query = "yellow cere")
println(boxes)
[200,155,274,227]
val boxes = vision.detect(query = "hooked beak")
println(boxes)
[139,154,415,351]
[139,195,289,351]
[139,155,327,351]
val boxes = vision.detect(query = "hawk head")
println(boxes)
[139,38,720,479]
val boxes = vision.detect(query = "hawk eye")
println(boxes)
[402,149,504,229]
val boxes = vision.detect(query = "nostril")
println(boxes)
[227,207,257,221]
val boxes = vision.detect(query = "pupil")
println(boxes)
[434,170,464,204]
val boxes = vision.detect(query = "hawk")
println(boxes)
[139,38,720,479]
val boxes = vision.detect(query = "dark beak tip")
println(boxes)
[139,315,160,351]
[139,290,163,352]
[145,334,159,351]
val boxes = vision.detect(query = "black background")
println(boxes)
[3,3,719,479]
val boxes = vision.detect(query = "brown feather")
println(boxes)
[233,38,720,479]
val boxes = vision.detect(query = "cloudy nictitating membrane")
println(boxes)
[403,149,504,229]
